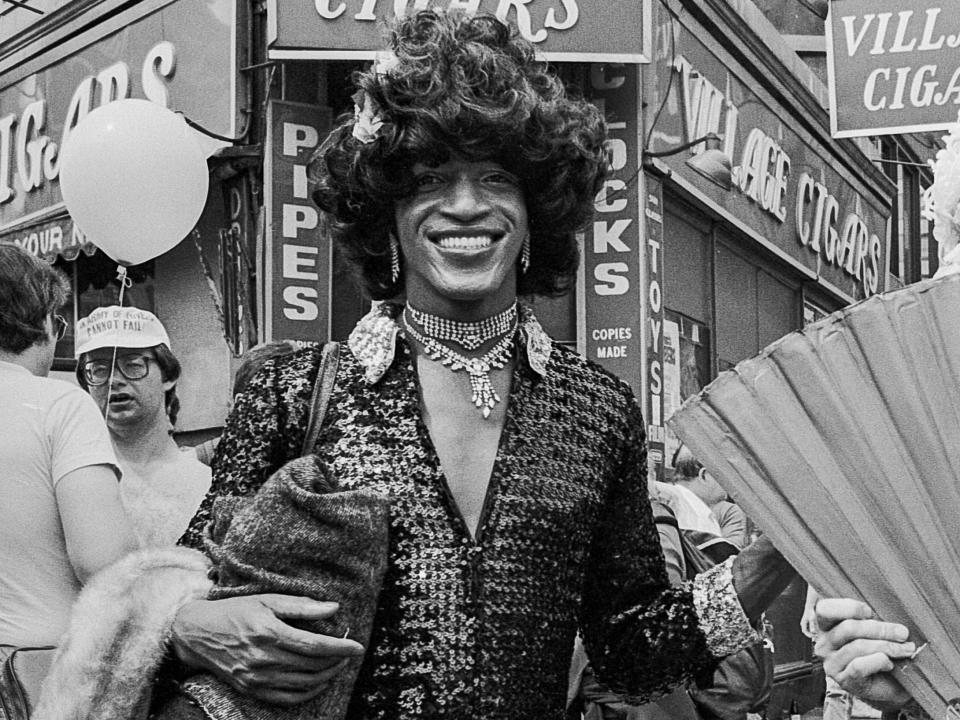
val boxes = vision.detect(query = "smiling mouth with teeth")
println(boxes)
[434,235,496,250]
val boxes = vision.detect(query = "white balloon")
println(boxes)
[59,99,210,266]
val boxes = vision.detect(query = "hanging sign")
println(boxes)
[582,64,644,397]
[266,0,651,63]
[264,100,333,343]
[643,172,666,482]
[827,0,960,137]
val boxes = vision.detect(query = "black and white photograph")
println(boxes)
[0,1,955,719]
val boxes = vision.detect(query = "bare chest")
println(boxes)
[416,356,512,538]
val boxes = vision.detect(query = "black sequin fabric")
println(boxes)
[181,322,721,719]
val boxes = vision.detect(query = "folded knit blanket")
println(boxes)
[175,455,391,720]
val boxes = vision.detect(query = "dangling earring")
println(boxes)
[520,234,531,275]
[389,235,400,284]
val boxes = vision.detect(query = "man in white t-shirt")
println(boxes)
[75,307,211,548]
[0,245,134,647]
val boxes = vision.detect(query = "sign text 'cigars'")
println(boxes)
[266,0,650,62]
[827,0,960,137]
[0,42,176,207]
[673,53,883,296]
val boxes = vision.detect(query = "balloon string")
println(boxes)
[102,265,130,418]
[117,265,133,290]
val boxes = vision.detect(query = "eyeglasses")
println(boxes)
[53,314,68,341]
[82,355,154,386]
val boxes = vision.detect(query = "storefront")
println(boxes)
[0,0,898,709]
[0,0,244,439]
[259,0,652,350]
[642,0,894,711]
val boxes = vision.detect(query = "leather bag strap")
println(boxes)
[301,341,341,457]
[0,646,55,720]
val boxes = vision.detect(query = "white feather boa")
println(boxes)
[32,547,212,720]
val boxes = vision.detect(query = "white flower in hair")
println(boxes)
[350,53,397,145]
[352,90,385,144]
[925,113,960,277]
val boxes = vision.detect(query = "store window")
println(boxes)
[899,163,922,283]
[920,210,937,280]
[662,200,715,468]
[803,298,829,326]
[662,310,710,467]
[716,236,798,371]
[51,250,155,371]
[663,193,817,710]
[876,137,926,285]
[663,203,713,330]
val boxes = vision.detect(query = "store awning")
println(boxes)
[0,213,98,264]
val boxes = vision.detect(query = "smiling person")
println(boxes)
[35,10,795,720]
[75,306,211,548]
[171,10,795,716]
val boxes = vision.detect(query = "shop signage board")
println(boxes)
[266,0,651,63]
[0,0,235,250]
[643,172,666,481]
[649,19,891,302]
[264,100,333,344]
[582,64,645,402]
[826,0,960,137]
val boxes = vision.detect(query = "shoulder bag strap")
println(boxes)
[301,341,341,457]
[0,645,56,720]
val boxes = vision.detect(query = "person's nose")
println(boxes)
[443,176,491,221]
[108,367,130,391]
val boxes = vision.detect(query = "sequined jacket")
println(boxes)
[180,303,757,720]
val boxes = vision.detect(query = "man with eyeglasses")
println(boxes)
[0,245,133,650]
[75,306,211,548]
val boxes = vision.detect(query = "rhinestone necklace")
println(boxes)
[402,307,517,418]
[405,301,517,351]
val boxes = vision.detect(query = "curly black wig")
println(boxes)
[310,10,609,300]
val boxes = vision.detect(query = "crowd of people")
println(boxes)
[0,8,926,720]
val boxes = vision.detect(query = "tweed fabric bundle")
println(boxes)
[179,454,390,720]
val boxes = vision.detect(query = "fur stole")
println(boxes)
[33,547,212,720]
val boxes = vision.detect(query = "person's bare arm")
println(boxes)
[56,465,136,583]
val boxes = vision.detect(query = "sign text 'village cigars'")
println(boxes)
[827,0,960,137]
[266,0,650,63]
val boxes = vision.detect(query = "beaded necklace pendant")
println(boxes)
[402,307,517,418]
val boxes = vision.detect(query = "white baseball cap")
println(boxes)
[74,306,171,358]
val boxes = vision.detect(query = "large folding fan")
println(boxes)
[669,273,960,720]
